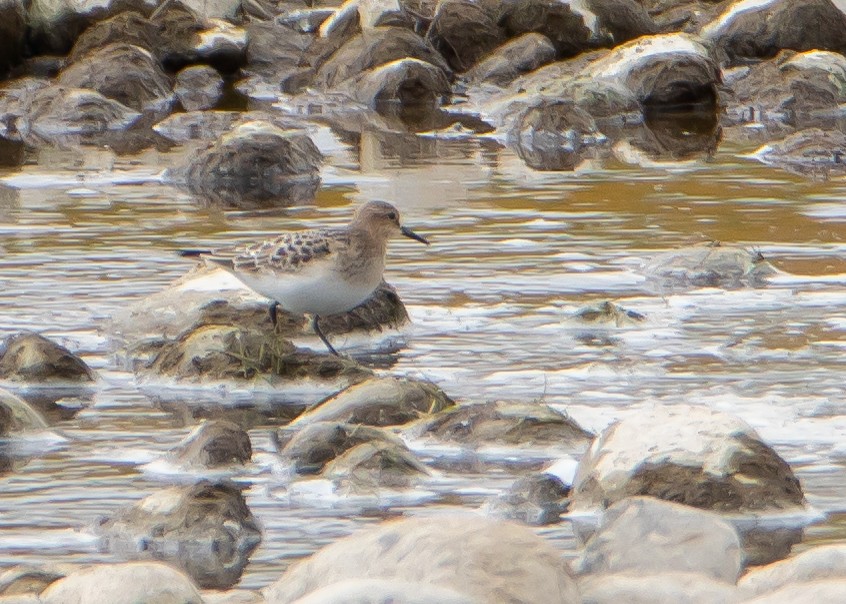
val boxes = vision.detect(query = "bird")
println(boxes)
[179,201,429,356]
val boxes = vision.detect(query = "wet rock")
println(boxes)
[0,77,50,141]
[244,20,315,92]
[289,580,474,603]
[426,0,504,72]
[641,241,779,289]
[702,0,846,66]
[0,389,49,435]
[575,496,743,582]
[25,85,141,139]
[280,8,335,34]
[339,57,451,108]
[0,0,24,76]
[640,0,726,34]
[580,33,719,108]
[313,27,451,90]
[165,420,252,469]
[465,33,556,86]
[152,110,243,142]
[578,571,741,604]
[67,11,159,60]
[408,399,593,450]
[611,110,721,168]
[322,440,430,490]
[752,128,846,177]
[275,421,406,474]
[742,579,846,603]
[483,472,569,525]
[512,99,605,171]
[573,300,645,326]
[39,562,203,604]
[262,515,581,603]
[0,565,65,595]
[168,120,322,207]
[58,43,174,113]
[569,405,805,513]
[291,376,455,427]
[175,65,224,111]
[97,481,262,589]
[738,544,846,598]
[0,332,94,382]
[143,323,371,384]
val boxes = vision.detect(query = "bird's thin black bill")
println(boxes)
[401,226,430,245]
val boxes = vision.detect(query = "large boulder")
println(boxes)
[569,405,804,513]
[575,496,743,582]
[96,481,262,589]
[40,562,202,604]
[166,121,322,207]
[702,0,846,65]
[290,376,455,427]
[262,515,581,603]
[426,0,505,72]
[58,43,174,113]
[0,332,94,382]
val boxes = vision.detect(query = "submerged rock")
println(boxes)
[175,65,224,111]
[575,496,743,582]
[40,562,203,604]
[291,376,455,427]
[569,404,805,513]
[168,120,322,207]
[483,472,569,525]
[752,128,846,177]
[275,421,405,474]
[408,400,593,450]
[641,241,778,289]
[96,481,262,589]
[322,440,430,491]
[0,332,94,382]
[262,515,581,603]
[165,420,252,469]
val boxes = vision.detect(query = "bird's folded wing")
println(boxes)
[204,229,346,274]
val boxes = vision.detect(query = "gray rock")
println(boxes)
[292,376,454,428]
[465,33,556,86]
[427,0,505,72]
[262,515,581,603]
[0,389,49,435]
[67,11,159,60]
[578,571,741,604]
[169,120,322,207]
[575,497,743,583]
[0,0,24,75]
[175,65,224,111]
[484,472,569,525]
[702,0,846,65]
[752,128,846,177]
[166,420,252,469]
[244,20,315,92]
[26,85,141,139]
[572,301,645,326]
[742,579,846,603]
[0,332,94,382]
[738,544,846,597]
[96,481,262,589]
[203,590,266,604]
[289,579,478,604]
[641,242,779,289]
[40,562,203,604]
[340,57,451,107]
[322,440,430,490]
[58,43,174,112]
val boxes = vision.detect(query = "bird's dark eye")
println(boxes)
[387,212,397,221]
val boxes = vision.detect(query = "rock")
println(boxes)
[244,20,315,92]
[58,43,174,112]
[152,110,243,142]
[67,11,159,60]
[702,0,846,65]
[262,515,581,603]
[483,472,569,525]
[143,323,371,384]
[465,33,556,85]
[742,579,846,603]
[511,99,605,171]
[0,77,49,140]
[167,120,322,207]
[40,562,203,604]
[291,376,455,427]
[738,544,846,597]
[165,420,252,469]
[289,579,477,604]
[175,65,224,111]
[25,85,141,139]
[569,405,805,513]
[96,481,262,589]
[575,497,743,582]
[641,242,779,289]
[752,128,846,177]
[0,332,94,382]
[0,565,65,595]
[340,57,451,107]
[25,0,139,55]
[578,571,741,604]
[313,27,451,90]
[0,594,41,604]
[0,0,24,76]
[580,33,719,107]
[203,590,266,604]
[275,422,406,474]
[572,301,645,326]
[322,440,430,490]
[426,0,505,72]
[0,389,49,435]
[408,399,592,450]
[640,0,725,34]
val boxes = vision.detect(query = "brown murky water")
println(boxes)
[1,112,846,589]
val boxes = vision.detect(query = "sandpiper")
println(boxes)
[180,201,429,356]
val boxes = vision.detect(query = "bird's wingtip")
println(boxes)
[177,249,212,258]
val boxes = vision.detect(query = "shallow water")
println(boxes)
[1,112,846,589]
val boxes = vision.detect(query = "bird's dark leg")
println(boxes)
[312,315,340,357]
[268,301,279,328]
